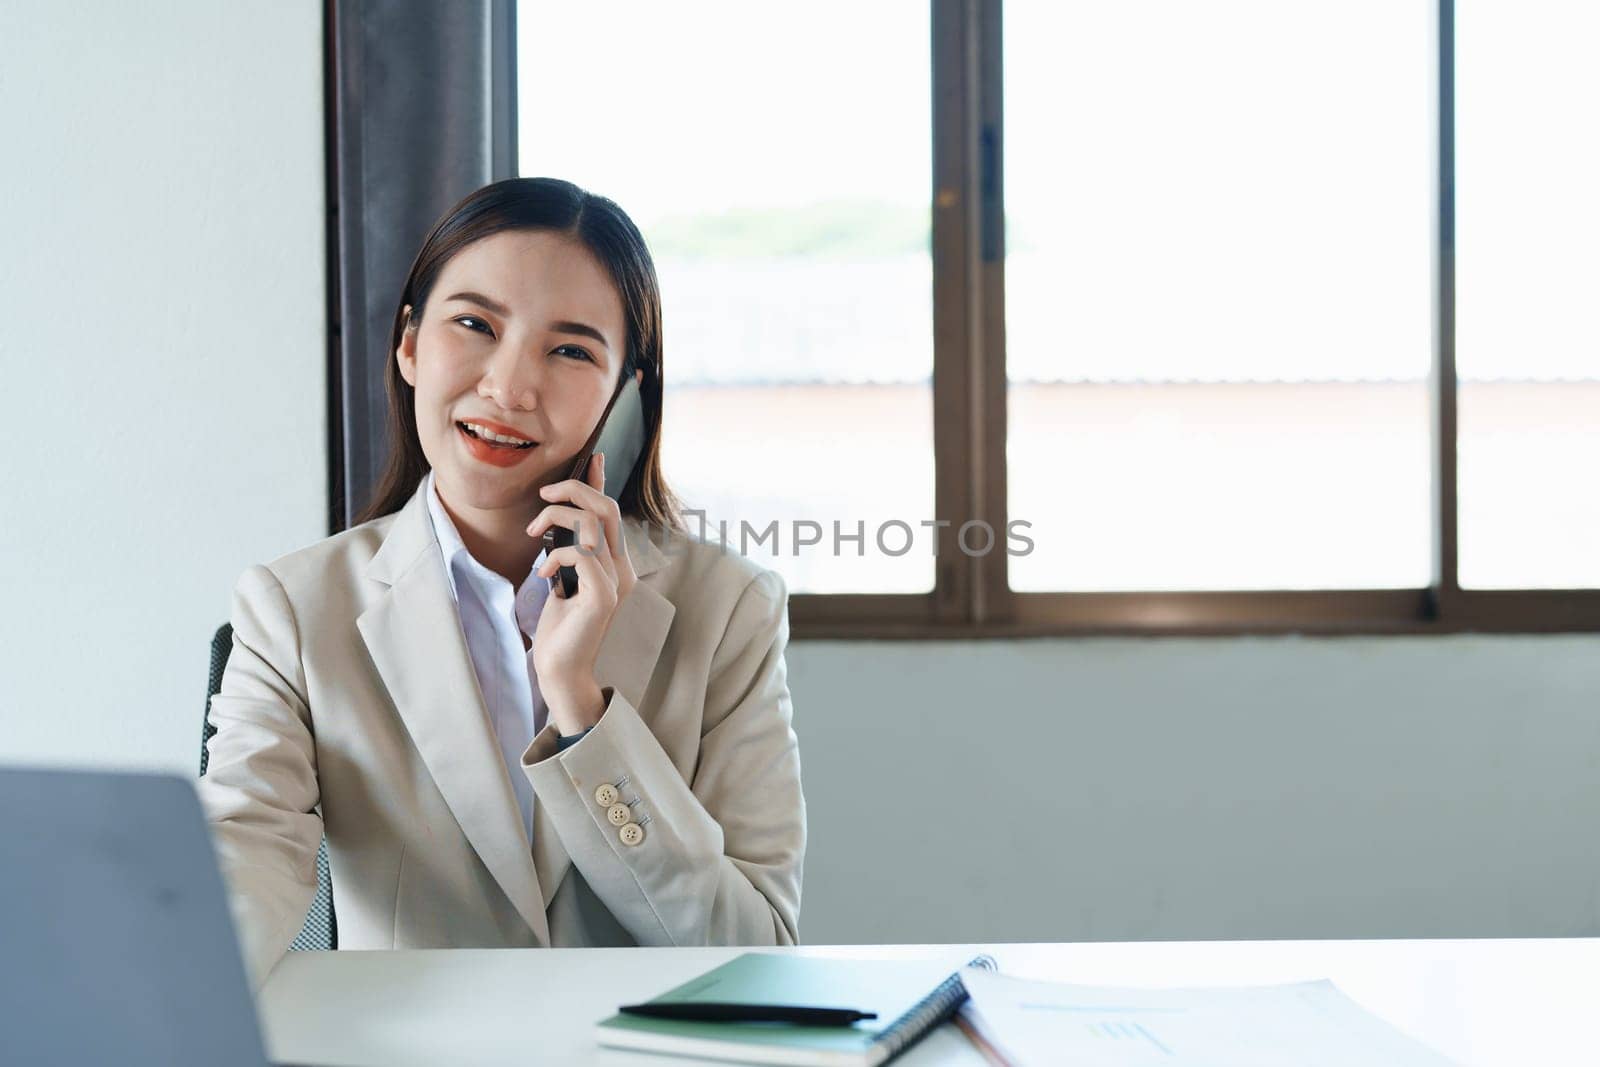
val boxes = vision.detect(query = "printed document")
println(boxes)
[958,968,1459,1066]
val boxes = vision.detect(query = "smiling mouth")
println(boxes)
[457,421,537,450]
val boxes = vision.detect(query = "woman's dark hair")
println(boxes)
[352,177,683,532]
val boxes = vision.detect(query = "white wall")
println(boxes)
[3,3,1596,951]
[0,2,326,769]
[787,635,1600,944]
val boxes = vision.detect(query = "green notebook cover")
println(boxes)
[594,952,997,1066]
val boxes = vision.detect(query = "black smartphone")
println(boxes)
[541,374,646,598]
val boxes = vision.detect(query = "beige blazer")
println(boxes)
[198,478,806,991]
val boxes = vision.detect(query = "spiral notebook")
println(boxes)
[594,952,999,1066]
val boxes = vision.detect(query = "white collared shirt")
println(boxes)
[423,469,550,842]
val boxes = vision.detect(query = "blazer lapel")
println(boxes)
[529,516,678,911]
[357,480,551,945]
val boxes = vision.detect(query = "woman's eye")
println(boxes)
[453,316,494,337]
[555,345,595,363]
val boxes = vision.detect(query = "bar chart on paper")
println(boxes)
[1083,1019,1177,1056]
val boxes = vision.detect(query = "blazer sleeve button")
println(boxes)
[594,784,619,807]
[606,802,632,827]
[619,822,644,846]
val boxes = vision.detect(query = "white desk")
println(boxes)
[259,938,1600,1066]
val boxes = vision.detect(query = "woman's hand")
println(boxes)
[524,452,638,734]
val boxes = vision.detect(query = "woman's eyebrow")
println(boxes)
[443,290,510,316]
[551,321,610,350]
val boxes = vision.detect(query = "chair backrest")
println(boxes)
[201,622,337,951]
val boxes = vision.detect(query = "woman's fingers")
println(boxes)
[537,459,627,566]
[526,503,608,556]
[538,542,616,594]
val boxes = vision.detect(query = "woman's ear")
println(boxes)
[633,367,643,387]
[396,304,418,387]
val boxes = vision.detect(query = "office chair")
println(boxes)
[200,622,337,951]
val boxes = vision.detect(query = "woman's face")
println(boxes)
[397,229,628,514]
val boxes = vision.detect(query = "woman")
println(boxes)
[199,178,806,992]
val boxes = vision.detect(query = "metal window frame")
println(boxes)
[788,0,1600,639]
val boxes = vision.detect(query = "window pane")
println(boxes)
[518,1,933,594]
[1004,1,1433,592]
[1456,2,1600,589]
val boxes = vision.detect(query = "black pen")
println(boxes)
[619,1002,879,1026]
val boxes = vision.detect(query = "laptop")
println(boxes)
[0,765,312,1066]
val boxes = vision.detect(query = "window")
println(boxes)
[519,1,934,595]
[515,0,1600,635]
[1005,2,1432,593]
[1455,0,1600,590]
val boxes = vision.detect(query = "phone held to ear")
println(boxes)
[541,374,646,599]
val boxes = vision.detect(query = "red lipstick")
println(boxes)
[456,420,539,468]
